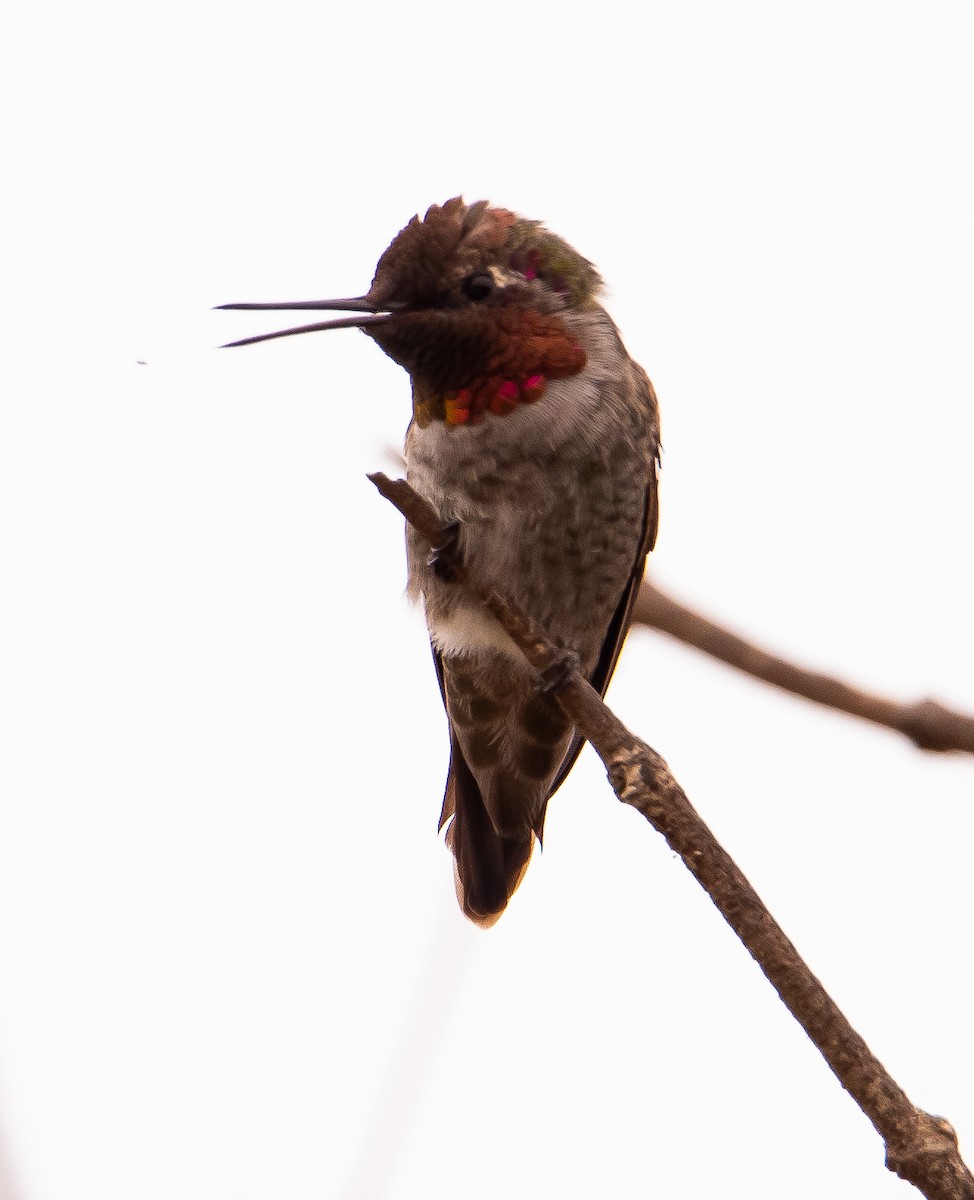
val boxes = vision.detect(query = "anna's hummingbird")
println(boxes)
[221,198,660,926]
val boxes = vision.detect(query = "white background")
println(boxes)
[1,3,972,1198]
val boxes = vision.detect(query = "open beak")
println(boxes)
[215,296,401,348]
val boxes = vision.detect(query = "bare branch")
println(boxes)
[369,471,973,1200]
[634,581,974,754]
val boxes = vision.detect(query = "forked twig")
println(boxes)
[633,583,974,753]
[368,470,972,1200]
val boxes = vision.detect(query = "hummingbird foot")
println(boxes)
[537,647,581,694]
[427,521,462,582]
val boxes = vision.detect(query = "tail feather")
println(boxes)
[440,735,534,928]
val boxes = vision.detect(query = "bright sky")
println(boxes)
[1,3,972,1198]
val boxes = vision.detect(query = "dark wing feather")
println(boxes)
[438,729,534,927]
[433,653,535,926]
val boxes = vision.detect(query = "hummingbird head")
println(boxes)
[219,198,602,426]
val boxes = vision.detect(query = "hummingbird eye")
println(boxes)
[462,272,495,302]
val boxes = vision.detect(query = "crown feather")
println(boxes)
[369,198,602,308]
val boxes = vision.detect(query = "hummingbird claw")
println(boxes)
[428,521,462,582]
[537,648,582,694]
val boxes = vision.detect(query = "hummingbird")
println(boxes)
[220,198,660,926]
